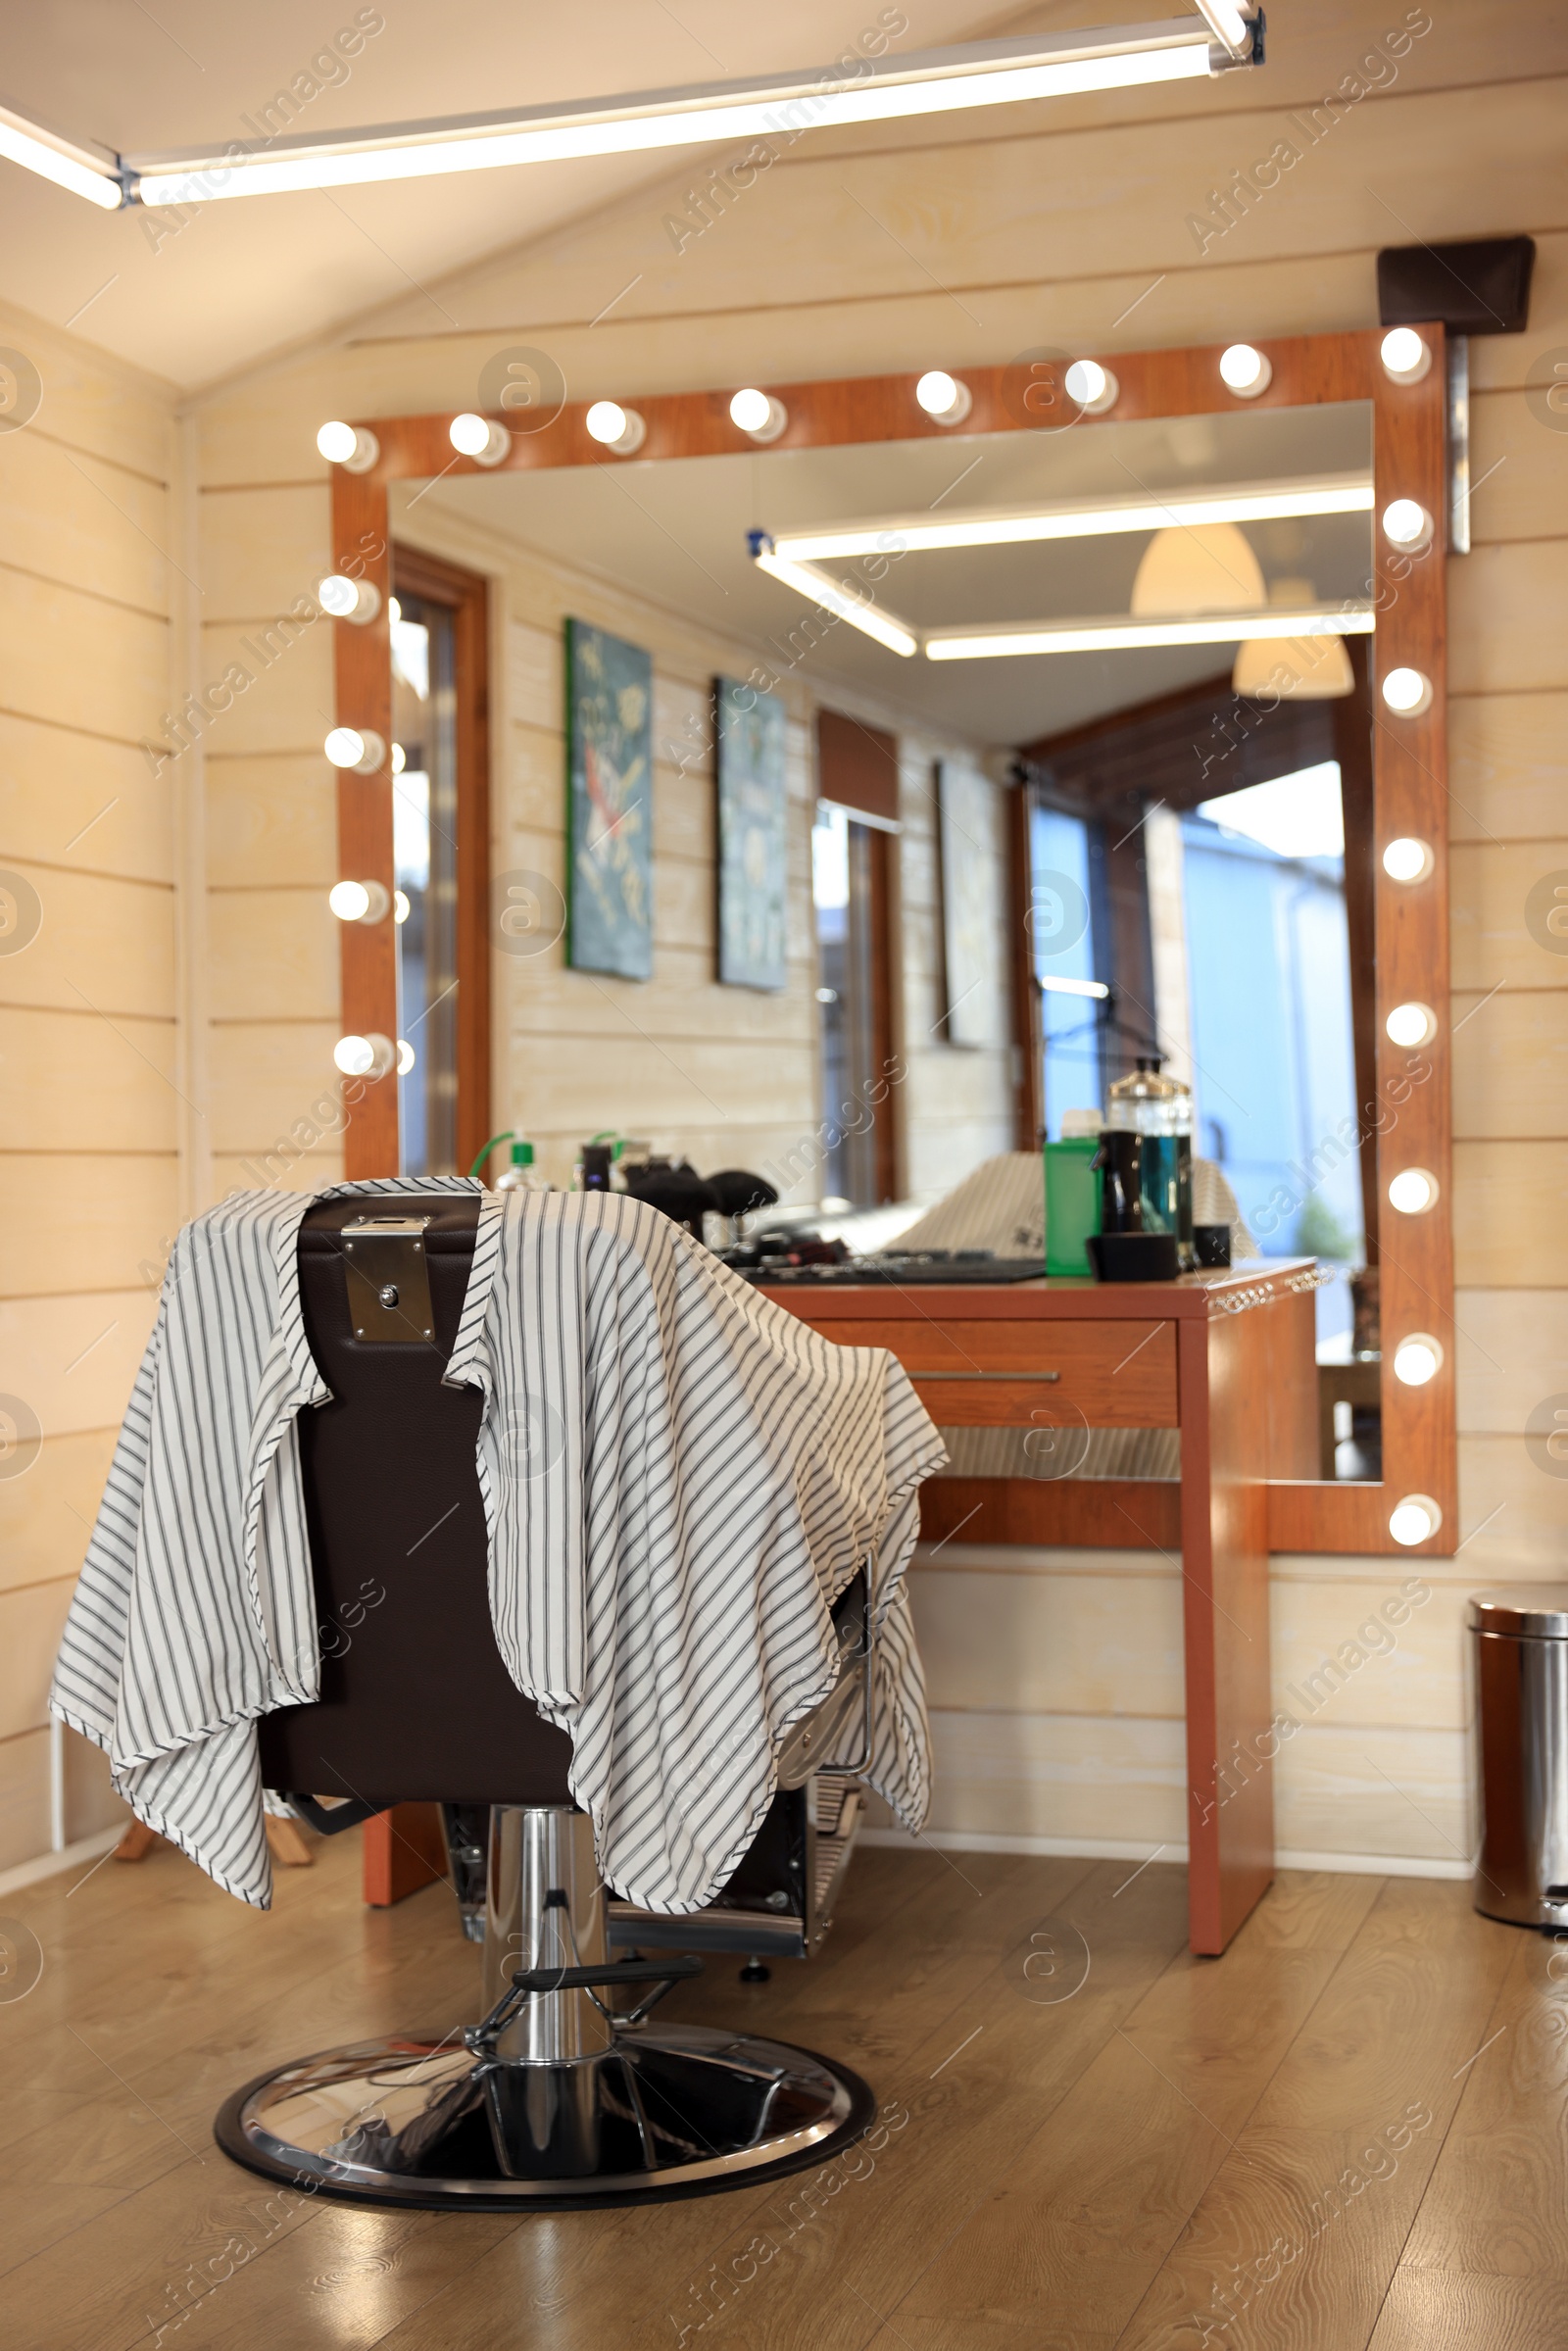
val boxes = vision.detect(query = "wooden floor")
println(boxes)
[1,1828,1561,2350]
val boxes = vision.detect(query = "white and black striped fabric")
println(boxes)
[52,1178,944,1913]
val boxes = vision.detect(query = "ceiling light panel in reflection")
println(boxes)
[771,475,1373,563]
[926,605,1376,661]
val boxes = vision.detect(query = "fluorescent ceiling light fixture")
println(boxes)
[926,604,1376,661]
[749,538,918,658]
[772,475,1373,563]
[1038,975,1110,999]
[122,24,1243,206]
[1191,0,1256,56]
[0,100,122,209]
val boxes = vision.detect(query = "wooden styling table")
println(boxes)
[762,1259,1322,1957]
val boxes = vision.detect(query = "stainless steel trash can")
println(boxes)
[1471,1586,1568,1928]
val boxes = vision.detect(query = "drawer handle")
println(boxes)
[909,1370,1060,1383]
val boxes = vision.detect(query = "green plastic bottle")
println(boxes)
[495,1140,551,1194]
[1044,1137,1102,1277]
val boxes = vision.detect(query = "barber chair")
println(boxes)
[216,1194,877,2210]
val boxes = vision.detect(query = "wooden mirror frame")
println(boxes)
[326,325,1455,1557]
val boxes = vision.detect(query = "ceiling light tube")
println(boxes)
[925,604,1375,661]
[124,27,1239,208]
[749,537,918,657]
[1038,975,1110,999]
[772,474,1373,563]
[0,100,124,209]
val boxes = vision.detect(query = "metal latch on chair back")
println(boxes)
[341,1215,435,1343]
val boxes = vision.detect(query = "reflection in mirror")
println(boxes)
[393,390,1380,1482]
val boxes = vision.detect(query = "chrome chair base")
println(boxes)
[214,2023,875,2210]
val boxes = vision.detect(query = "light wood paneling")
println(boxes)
[0,566,168,747]
[206,755,337,889]
[0,1429,114,1599]
[0,1155,177,1300]
[1453,1139,1568,1285]
[0,863,173,1021]
[0,712,173,886]
[1451,1288,1568,1434]
[912,1563,1184,1721]
[195,618,334,757]
[0,1726,51,1873]
[1451,1432,1568,1571]
[210,1148,345,1199]
[1450,542,1568,697]
[0,304,174,477]
[206,887,339,1024]
[1452,987,1568,1139]
[0,1291,157,1441]
[1451,842,1568,992]
[1,432,171,615]
[1449,690,1568,845]
[0,1579,76,1742]
[0,1008,178,1153]
[1272,1574,1463,1734]
[926,1705,1187,1846]
[204,1024,353,1160]
[198,484,330,620]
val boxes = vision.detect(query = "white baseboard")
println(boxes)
[0,1827,122,1901]
[858,1826,1470,1881]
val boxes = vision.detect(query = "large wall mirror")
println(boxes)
[325,329,1455,1556]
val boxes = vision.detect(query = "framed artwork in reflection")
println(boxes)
[564,618,653,980]
[714,675,788,991]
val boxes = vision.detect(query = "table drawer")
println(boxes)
[817,1317,1177,1429]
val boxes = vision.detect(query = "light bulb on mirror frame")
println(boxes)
[1382,836,1434,883]
[1389,1494,1441,1546]
[1393,1334,1443,1387]
[1387,1166,1439,1216]
[391,743,407,775]
[318,573,381,624]
[394,890,411,923]
[317,420,379,471]
[1380,327,1431,384]
[396,1039,416,1075]
[584,400,647,454]
[324,726,386,774]
[327,879,391,924]
[1381,498,1433,552]
[729,387,787,441]
[332,1031,394,1080]
[1381,665,1433,717]
[1063,359,1118,415]
[1385,1001,1438,1050]
[914,370,972,425]
[1218,343,1271,398]
[448,412,511,465]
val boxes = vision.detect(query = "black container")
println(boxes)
[1087,1231,1180,1283]
[1194,1223,1232,1267]
[1093,1132,1144,1233]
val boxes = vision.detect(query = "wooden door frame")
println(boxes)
[324,328,1455,1556]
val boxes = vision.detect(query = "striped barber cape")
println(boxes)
[51,1177,946,1912]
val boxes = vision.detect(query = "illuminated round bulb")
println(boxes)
[316,420,379,472]
[324,725,386,774]
[333,1032,393,1080]
[1380,327,1431,384]
[1219,343,1271,397]
[1388,1167,1439,1216]
[915,369,972,424]
[396,1039,416,1076]
[1382,498,1433,552]
[391,742,407,775]
[1383,836,1433,883]
[449,413,511,465]
[1381,665,1432,716]
[328,878,391,924]
[1394,1334,1444,1387]
[729,387,787,441]
[1386,1001,1438,1050]
[394,890,411,923]
[1064,359,1118,415]
[583,399,646,455]
[1389,1494,1441,1546]
[318,572,381,625]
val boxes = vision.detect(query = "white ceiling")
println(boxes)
[409,398,1373,747]
[0,0,1054,391]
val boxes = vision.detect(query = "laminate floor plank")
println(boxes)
[0,1842,1555,2351]
[886,1868,1383,2351]
[1110,1878,1519,2351]
[1391,1926,1568,2282]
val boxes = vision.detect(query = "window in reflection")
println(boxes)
[389,592,459,1175]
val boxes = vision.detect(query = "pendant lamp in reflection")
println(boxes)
[1129,519,1265,615]
[1232,576,1354,699]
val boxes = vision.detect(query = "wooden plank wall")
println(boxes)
[0,308,179,1867]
